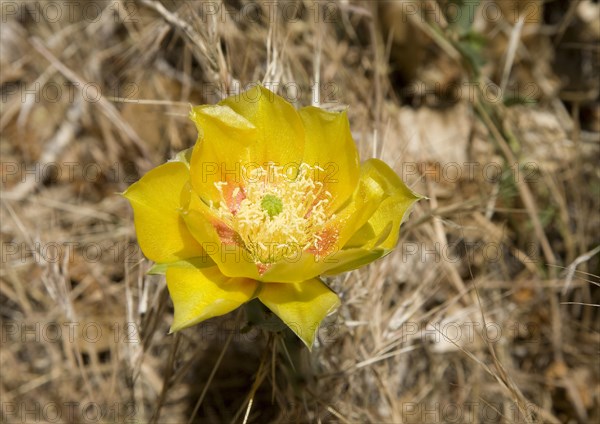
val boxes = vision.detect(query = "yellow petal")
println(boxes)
[259,251,331,283]
[147,256,213,275]
[182,190,263,280]
[313,159,420,274]
[188,104,256,203]
[123,161,205,263]
[220,85,305,166]
[258,279,340,349]
[337,158,420,248]
[299,107,360,212]
[323,166,384,250]
[344,159,421,250]
[322,248,387,276]
[173,147,194,168]
[167,265,258,332]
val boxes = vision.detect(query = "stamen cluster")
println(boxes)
[213,163,333,265]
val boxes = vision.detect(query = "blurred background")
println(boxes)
[1,0,599,423]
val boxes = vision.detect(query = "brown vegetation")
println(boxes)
[1,1,599,423]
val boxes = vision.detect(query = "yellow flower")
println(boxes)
[124,85,420,348]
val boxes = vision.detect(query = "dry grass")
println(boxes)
[1,1,599,423]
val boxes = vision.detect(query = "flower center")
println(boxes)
[261,194,283,218]
[212,163,333,265]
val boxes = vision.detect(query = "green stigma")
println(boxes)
[261,194,283,218]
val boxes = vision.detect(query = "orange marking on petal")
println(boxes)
[304,190,328,219]
[256,262,271,276]
[222,184,246,215]
[213,221,240,245]
[307,225,339,258]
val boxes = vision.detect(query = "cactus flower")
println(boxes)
[124,85,420,348]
